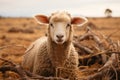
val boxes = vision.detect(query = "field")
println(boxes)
[0,17,120,80]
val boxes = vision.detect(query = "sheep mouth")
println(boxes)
[56,39,64,44]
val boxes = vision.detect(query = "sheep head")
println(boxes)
[35,11,88,45]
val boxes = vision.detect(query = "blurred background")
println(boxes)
[0,0,120,17]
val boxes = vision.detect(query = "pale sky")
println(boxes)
[0,0,120,17]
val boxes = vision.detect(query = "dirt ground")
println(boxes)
[0,17,120,79]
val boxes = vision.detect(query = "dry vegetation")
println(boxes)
[0,17,120,80]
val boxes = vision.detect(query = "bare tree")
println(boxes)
[105,8,112,17]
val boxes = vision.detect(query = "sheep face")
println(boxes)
[49,13,72,44]
[34,11,88,44]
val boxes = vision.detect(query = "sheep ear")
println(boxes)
[34,15,49,24]
[71,17,88,27]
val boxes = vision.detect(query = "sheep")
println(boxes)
[22,11,88,79]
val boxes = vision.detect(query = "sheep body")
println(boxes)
[23,36,78,77]
[22,12,88,79]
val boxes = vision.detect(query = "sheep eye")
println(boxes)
[66,23,71,28]
[50,23,54,27]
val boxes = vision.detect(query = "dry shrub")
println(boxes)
[7,27,34,33]
[8,27,23,33]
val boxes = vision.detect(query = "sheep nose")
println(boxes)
[56,35,64,39]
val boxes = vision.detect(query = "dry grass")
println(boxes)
[0,17,120,80]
